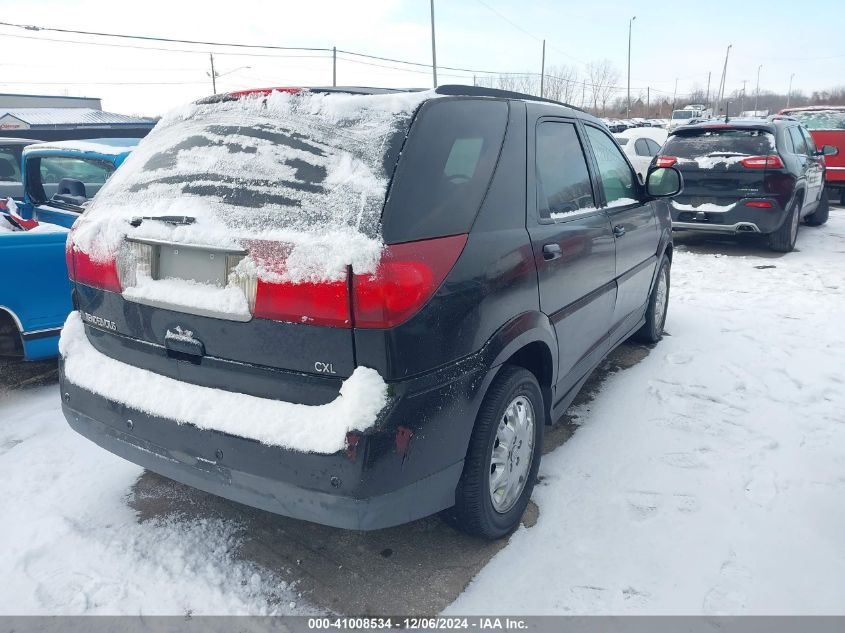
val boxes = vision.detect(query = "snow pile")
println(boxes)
[673,201,737,212]
[72,89,432,284]
[694,155,746,169]
[0,384,309,615]
[59,312,388,453]
[449,209,845,615]
[122,274,251,319]
[0,214,15,232]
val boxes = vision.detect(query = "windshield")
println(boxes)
[663,129,776,159]
[672,111,697,120]
[788,110,845,131]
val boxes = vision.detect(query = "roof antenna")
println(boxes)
[724,100,730,123]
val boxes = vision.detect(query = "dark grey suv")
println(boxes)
[60,86,682,538]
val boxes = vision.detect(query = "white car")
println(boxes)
[614,127,668,180]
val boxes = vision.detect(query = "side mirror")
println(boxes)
[820,145,839,157]
[645,166,683,198]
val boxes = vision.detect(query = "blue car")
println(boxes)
[19,138,138,228]
[0,138,137,360]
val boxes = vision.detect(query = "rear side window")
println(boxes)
[382,99,508,243]
[788,127,808,155]
[663,129,775,158]
[38,156,115,185]
[535,121,594,220]
[635,139,651,156]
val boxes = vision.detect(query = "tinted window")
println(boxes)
[788,127,808,155]
[585,126,638,206]
[645,139,662,155]
[614,137,630,145]
[635,139,651,157]
[0,147,21,182]
[382,98,508,243]
[535,121,594,220]
[800,127,817,154]
[662,129,776,158]
[38,156,114,185]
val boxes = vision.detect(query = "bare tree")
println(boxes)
[587,59,620,115]
[543,64,579,103]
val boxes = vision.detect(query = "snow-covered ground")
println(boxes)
[1,208,843,615]
[450,209,845,615]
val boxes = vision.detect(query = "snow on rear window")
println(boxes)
[663,129,775,161]
[73,90,432,282]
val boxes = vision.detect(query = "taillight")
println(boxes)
[254,277,351,327]
[68,249,121,292]
[740,155,784,169]
[745,200,774,208]
[352,234,468,329]
[655,156,677,167]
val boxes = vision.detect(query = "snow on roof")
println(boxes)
[0,108,155,127]
[24,137,140,156]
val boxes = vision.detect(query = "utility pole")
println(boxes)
[755,65,762,113]
[706,71,711,106]
[647,87,650,116]
[671,77,678,113]
[714,44,731,116]
[332,47,337,87]
[209,53,217,94]
[429,0,438,88]
[740,79,747,113]
[786,73,795,108]
[581,80,586,109]
[540,39,546,98]
[627,16,636,119]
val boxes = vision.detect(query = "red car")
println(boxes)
[780,106,845,204]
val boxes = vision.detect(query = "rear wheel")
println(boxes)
[769,198,801,252]
[633,255,670,344]
[449,366,543,539]
[804,190,830,226]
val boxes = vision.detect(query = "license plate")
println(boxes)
[158,244,228,286]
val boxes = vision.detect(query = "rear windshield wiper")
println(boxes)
[129,215,196,227]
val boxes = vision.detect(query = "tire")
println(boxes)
[769,198,801,253]
[449,366,544,539]
[633,255,671,344]
[804,190,829,226]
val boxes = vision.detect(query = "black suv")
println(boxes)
[658,117,837,251]
[59,86,681,538]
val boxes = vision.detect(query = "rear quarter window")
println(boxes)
[381,98,508,244]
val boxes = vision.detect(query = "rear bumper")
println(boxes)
[58,345,488,530]
[670,199,787,235]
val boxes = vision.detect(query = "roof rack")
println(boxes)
[767,114,798,122]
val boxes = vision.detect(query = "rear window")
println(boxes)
[788,110,845,131]
[86,90,427,241]
[663,129,775,159]
[381,98,508,244]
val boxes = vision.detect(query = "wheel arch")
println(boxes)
[0,306,24,358]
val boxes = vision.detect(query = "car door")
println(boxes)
[527,116,617,396]
[787,126,818,209]
[583,123,659,330]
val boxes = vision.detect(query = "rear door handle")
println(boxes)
[613,225,626,238]
[542,243,562,260]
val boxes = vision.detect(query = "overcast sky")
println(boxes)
[0,0,842,117]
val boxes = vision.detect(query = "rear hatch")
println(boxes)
[660,126,778,211]
[65,88,431,402]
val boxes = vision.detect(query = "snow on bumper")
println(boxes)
[58,311,388,454]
